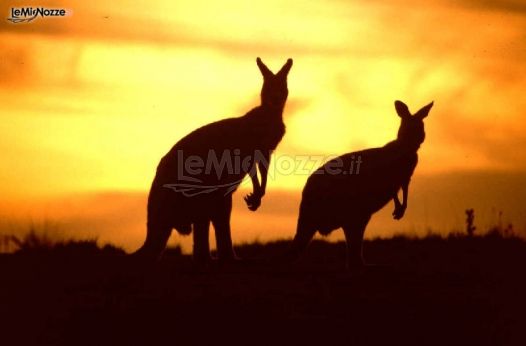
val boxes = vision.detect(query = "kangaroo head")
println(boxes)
[395,100,433,149]
[257,57,293,110]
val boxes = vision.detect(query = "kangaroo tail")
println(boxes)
[132,222,172,261]
[280,203,317,262]
[132,181,176,261]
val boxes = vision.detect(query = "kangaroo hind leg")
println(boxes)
[211,195,237,261]
[342,214,371,271]
[193,218,211,264]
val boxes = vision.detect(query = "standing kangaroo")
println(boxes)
[288,100,433,270]
[135,57,293,263]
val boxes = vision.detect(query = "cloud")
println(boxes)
[0,40,34,86]
[434,107,526,170]
[1,0,525,188]
[0,1,349,56]
[455,0,526,15]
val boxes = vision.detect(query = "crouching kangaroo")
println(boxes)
[134,57,293,263]
[288,100,433,270]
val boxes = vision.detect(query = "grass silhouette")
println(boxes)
[7,230,125,257]
[0,223,524,345]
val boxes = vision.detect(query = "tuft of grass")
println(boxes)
[464,208,518,239]
[6,226,125,256]
[465,208,476,236]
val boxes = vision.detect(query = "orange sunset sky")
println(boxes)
[0,0,525,252]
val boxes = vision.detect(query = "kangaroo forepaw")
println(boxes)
[244,193,262,211]
[392,206,406,220]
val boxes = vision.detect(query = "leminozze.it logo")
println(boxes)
[7,7,70,23]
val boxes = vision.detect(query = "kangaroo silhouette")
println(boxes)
[288,100,433,270]
[135,57,293,263]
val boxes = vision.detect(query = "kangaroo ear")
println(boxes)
[256,57,273,79]
[394,100,411,118]
[415,101,434,120]
[277,58,293,77]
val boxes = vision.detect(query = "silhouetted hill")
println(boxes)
[0,232,525,345]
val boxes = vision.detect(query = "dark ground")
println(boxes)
[1,233,525,346]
